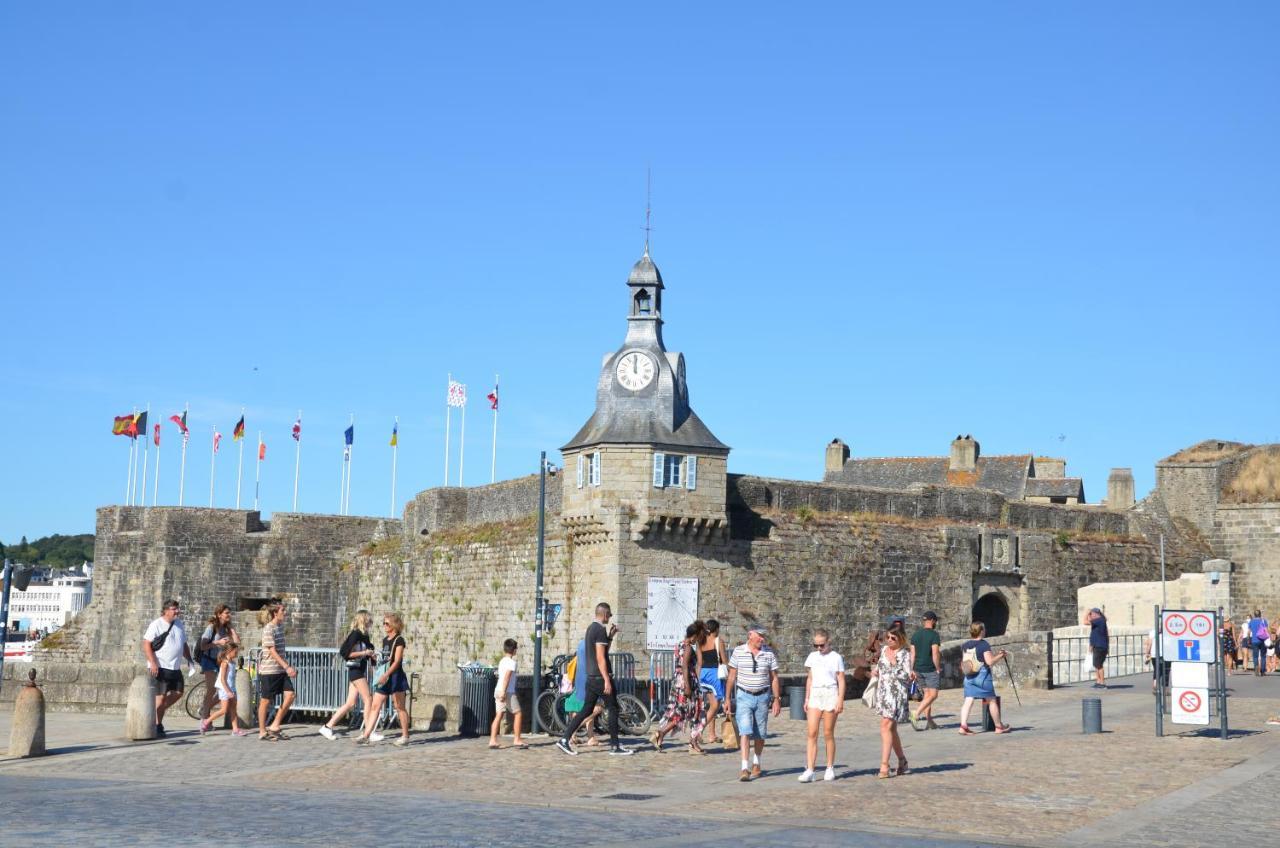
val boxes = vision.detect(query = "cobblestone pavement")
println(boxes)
[2,673,1278,846]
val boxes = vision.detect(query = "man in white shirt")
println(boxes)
[141,599,194,737]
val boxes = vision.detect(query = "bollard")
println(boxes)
[9,669,47,757]
[788,685,806,720]
[125,673,157,740]
[1082,697,1102,734]
[235,667,255,728]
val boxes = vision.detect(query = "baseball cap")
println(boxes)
[922,611,938,621]
[887,614,905,627]
[1090,607,1103,615]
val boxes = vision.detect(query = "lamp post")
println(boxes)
[531,452,547,733]
[0,559,36,696]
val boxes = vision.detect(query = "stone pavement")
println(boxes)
[2,673,1278,846]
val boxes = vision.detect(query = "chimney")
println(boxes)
[1107,468,1135,509]
[949,435,979,473]
[825,438,850,479]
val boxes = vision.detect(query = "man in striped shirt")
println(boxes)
[725,624,781,781]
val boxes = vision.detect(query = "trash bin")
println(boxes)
[1082,697,1102,734]
[458,663,498,737]
[788,685,806,720]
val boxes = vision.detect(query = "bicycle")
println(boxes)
[534,657,652,737]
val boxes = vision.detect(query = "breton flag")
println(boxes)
[292,417,301,441]
[447,380,467,407]
[487,383,499,411]
[213,430,222,453]
[113,414,134,436]
[232,416,246,441]
[259,440,267,461]
[389,422,398,447]
[344,424,354,458]
[132,410,148,439]
[153,423,161,447]
[170,411,189,438]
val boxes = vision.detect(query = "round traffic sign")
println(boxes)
[1189,614,1213,638]
[1164,614,1188,637]
[1178,690,1201,713]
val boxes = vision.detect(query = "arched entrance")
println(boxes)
[972,593,1010,638]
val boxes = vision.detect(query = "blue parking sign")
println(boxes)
[1178,640,1201,661]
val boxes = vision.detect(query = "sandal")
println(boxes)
[957,724,975,736]
[688,745,706,755]
[512,742,530,749]
[488,743,501,750]
[877,761,892,779]
[896,759,910,776]
[994,725,1012,734]
[649,731,662,752]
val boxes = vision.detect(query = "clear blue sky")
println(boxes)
[3,3,1278,541]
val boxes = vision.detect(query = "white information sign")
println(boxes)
[646,577,699,650]
[1161,609,1217,664]
[1172,686,1209,725]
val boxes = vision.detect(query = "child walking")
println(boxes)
[489,639,528,749]
[203,642,246,736]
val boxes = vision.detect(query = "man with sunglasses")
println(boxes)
[556,602,634,757]
[725,624,780,781]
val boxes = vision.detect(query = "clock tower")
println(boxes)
[561,247,729,542]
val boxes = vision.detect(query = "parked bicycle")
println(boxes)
[534,653,652,736]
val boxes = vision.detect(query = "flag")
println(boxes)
[447,380,467,407]
[487,384,499,411]
[153,423,161,447]
[213,430,222,453]
[169,411,188,436]
[344,424,353,459]
[291,417,301,441]
[113,415,134,436]
[389,422,398,447]
[233,416,245,441]
[132,410,148,439]
[258,440,266,461]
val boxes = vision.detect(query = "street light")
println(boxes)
[1,558,36,695]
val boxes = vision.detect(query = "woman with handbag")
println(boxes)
[197,604,239,730]
[649,621,708,754]
[356,612,411,746]
[957,621,1009,736]
[319,610,376,740]
[868,627,915,778]
[696,619,728,743]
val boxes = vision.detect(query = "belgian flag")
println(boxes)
[233,415,245,441]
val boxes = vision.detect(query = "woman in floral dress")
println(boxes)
[869,628,916,778]
[650,621,708,754]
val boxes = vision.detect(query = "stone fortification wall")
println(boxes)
[1215,503,1280,614]
[404,475,563,538]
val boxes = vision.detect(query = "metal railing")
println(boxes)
[1051,632,1148,685]
[648,649,676,713]
[247,646,414,717]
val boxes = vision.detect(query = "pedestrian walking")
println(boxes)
[869,628,915,778]
[141,599,194,738]
[1220,619,1237,673]
[489,638,528,749]
[196,604,239,724]
[562,639,604,747]
[1248,610,1270,676]
[1084,608,1109,689]
[725,624,781,781]
[908,611,942,730]
[556,602,634,756]
[357,612,411,745]
[319,610,377,740]
[957,621,1010,736]
[650,621,708,754]
[696,619,728,742]
[204,641,245,736]
[799,628,844,783]
[256,599,297,741]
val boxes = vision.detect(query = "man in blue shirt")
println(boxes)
[1084,608,1110,690]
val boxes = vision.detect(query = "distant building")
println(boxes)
[9,565,93,635]
[824,435,1086,504]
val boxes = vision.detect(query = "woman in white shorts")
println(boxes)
[799,628,845,783]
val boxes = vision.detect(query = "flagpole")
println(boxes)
[128,408,139,505]
[490,374,499,484]
[178,403,189,507]
[235,408,245,509]
[292,410,302,512]
[209,427,217,507]
[140,403,151,507]
[459,394,466,488]
[124,432,133,505]
[444,373,452,486]
[390,417,398,518]
[153,422,161,506]
[254,431,262,511]
[344,414,354,515]
[339,441,347,515]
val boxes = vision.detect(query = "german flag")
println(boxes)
[112,415,134,436]
[233,415,245,441]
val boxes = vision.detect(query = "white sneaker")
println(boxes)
[392,736,409,747]
[369,731,386,743]
[318,726,336,741]
[798,769,814,783]
[823,767,836,782]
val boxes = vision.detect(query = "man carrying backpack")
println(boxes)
[141,599,194,738]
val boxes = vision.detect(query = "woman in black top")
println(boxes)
[357,612,411,746]
[318,610,376,740]
[697,619,727,742]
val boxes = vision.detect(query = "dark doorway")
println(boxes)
[972,594,1010,637]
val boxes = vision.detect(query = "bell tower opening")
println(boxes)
[972,593,1010,638]
[634,288,651,316]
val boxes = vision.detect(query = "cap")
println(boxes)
[922,611,938,621]
[1090,607,1103,615]
[887,614,905,627]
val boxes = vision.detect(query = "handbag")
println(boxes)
[715,638,729,680]
[861,676,878,708]
[721,715,738,749]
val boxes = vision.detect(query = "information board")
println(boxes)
[646,577,699,650]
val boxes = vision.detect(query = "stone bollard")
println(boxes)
[235,667,255,728]
[125,673,157,740]
[9,669,47,757]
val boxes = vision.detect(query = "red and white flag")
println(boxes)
[259,440,267,461]
[213,430,222,453]
[153,423,161,447]
[447,380,467,408]
[487,383,499,411]
[292,418,301,441]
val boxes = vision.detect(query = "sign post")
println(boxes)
[1158,607,1227,740]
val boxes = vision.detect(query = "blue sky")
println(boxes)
[3,3,1278,540]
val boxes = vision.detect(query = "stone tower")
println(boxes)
[561,248,730,541]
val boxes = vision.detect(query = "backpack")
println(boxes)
[561,654,578,694]
[961,644,983,676]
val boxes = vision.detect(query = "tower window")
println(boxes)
[652,452,687,488]
[635,289,651,316]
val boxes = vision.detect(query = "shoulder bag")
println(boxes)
[150,621,176,653]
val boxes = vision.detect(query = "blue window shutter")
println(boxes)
[591,451,601,486]
[652,452,666,488]
[576,454,584,489]
[686,455,698,490]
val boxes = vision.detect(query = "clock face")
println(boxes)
[615,351,656,391]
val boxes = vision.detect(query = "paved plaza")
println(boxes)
[2,674,1279,846]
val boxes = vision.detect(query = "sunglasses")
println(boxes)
[813,642,829,649]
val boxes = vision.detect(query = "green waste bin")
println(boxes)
[458,663,498,737]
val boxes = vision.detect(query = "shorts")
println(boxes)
[216,687,236,701]
[259,672,294,700]
[917,671,941,691]
[375,669,409,695]
[155,667,184,694]
[734,688,772,739]
[806,684,839,712]
[698,667,726,701]
[346,666,368,684]
[1092,647,1109,670]
[494,691,522,714]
